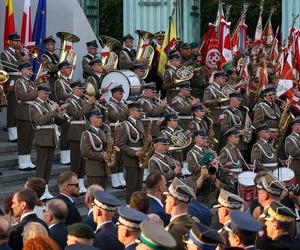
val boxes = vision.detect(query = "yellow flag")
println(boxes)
[157,16,177,77]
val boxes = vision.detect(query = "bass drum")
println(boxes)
[101,70,142,101]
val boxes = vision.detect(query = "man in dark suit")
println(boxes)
[55,171,82,225]
[9,188,49,250]
[82,184,103,231]
[43,199,68,250]
[0,216,11,250]
[93,190,124,250]
[145,174,170,226]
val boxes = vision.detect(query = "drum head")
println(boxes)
[238,171,257,186]
[273,168,295,182]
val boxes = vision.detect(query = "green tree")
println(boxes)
[99,0,123,40]
[201,0,282,39]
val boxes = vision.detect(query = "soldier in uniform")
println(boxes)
[284,117,300,184]
[262,200,297,250]
[30,85,65,199]
[66,80,94,194]
[82,40,99,79]
[164,177,196,250]
[188,103,209,134]
[187,130,216,178]
[115,102,145,203]
[148,134,181,182]
[85,57,108,99]
[132,63,146,89]
[1,32,27,142]
[202,71,229,149]
[80,109,110,189]
[15,61,37,171]
[40,35,59,99]
[136,220,176,250]
[106,84,128,189]
[195,152,236,208]
[179,43,192,63]
[118,34,136,70]
[116,206,148,250]
[183,221,221,250]
[92,190,124,250]
[221,92,248,151]
[163,51,182,102]
[219,128,250,175]
[253,85,281,135]
[251,124,278,172]
[224,211,262,250]
[54,60,73,165]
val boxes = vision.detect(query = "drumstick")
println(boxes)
[253,159,256,173]
[287,155,293,169]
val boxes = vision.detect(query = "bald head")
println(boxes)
[44,199,68,225]
[0,216,10,243]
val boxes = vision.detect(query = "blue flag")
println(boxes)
[32,0,46,79]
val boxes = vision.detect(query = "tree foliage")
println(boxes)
[201,0,282,38]
[99,0,123,40]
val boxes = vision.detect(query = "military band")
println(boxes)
[82,40,99,79]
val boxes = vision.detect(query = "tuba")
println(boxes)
[0,70,8,107]
[56,32,80,79]
[174,66,194,84]
[99,35,121,69]
[135,30,155,79]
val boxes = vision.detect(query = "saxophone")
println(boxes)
[138,119,153,168]
[243,106,254,143]
[105,130,120,168]
[206,116,218,149]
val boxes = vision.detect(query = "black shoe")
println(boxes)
[18,167,32,171]
[9,139,17,143]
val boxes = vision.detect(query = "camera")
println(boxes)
[287,185,300,196]
[207,164,217,175]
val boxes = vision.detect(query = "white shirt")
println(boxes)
[49,223,58,229]
[88,208,93,216]
[195,145,203,151]
[129,116,137,124]
[59,193,74,203]
[167,127,174,133]
[170,212,188,223]
[91,125,99,133]
[147,194,164,208]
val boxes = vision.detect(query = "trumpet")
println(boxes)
[47,98,71,120]
[155,92,177,114]
[83,94,108,111]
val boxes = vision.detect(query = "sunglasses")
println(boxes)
[68,183,79,188]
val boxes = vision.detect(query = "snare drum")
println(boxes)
[238,171,257,204]
[273,168,296,186]
[101,70,142,101]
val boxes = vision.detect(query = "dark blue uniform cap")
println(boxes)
[154,31,165,38]
[89,57,102,66]
[163,113,179,122]
[58,60,72,70]
[128,101,142,110]
[8,32,21,41]
[70,80,84,89]
[18,61,32,70]
[86,40,98,48]
[229,92,243,100]
[111,84,124,93]
[225,211,262,235]
[224,128,240,138]
[122,33,134,41]
[43,35,56,44]
[193,130,208,138]
[87,109,103,119]
[117,206,148,229]
[152,134,170,145]
[191,103,206,112]
[255,123,271,133]
[133,64,146,72]
[168,51,182,60]
[179,81,192,89]
[262,85,276,96]
[37,85,51,94]
[94,190,121,211]
[290,116,300,126]
[144,82,157,91]
[214,71,227,78]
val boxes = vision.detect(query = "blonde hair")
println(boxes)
[23,222,49,243]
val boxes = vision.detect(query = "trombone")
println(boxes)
[47,98,71,120]
[83,94,108,111]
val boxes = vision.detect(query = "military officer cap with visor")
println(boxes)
[144,82,157,92]
[290,116,300,126]
[127,101,143,111]
[18,61,33,70]
[191,103,206,112]
[111,84,125,93]
[183,222,221,249]
[178,81,192,90]
[192,130,208,138]
[229,92,243,100]
[136,220,176,250]
[164,177,196,203]
[86,109,103,120]
[154,31,165,39]
[224,128,240,138]
[261,85,276,97]
[153,134,170,145]
[168,51,182,60]
[213,189,246,209]
[86,40,98,48]
[8,32,21,41]
[224,211,262,236]
[163,113,179,122]
[93,190,121,212]
[265,200,297,223]
[117,206,148,230]
[37,85,51,94]
[132,63,146,72]
[122,33,134,41]
[213,71,227,79]
[89,57,102,66]
[70,79,84,89]
[43,35,56,44]
[255,123,271,133]
[256,172,287,196]
[180,42,191,50]
[58,60,72,70]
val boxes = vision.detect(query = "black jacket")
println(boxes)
[49,223,67,250]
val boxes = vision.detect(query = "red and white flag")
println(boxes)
[258,62,268,90]
[220,19,232,64]
[263,18,274,47]
[253,11,264,54]
[21,0,32,46]
[276,49,293,97]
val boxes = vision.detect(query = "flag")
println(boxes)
[258,62,268,90]
[215,1,224,42]
[4,0,16,49]
[219,19,232,64]
[199,24,215,65]
[276,50,293,97]
[32,0,47,79]
[231,22,247,57]
[157,15,176,77]
[21,0,33,47]
[262,18,274,47]
[252,11,263,55]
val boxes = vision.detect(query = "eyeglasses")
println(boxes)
[267,93,276,97]
[68,183,79,188]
